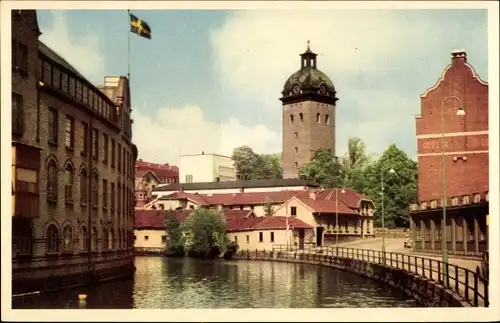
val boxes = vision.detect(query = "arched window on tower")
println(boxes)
[290,114,294,123]
[325,115,330,125]
[294,132,298,139]
[316,113,320,123]
[299,113,303,122]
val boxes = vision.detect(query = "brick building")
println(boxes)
[11,10,137,294]
[134,159,179,208]
[280,44,338,178]
[409,50,489,257]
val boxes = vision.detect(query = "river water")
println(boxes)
[13,256,417,309]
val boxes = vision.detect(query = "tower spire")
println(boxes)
[307,40,310,50]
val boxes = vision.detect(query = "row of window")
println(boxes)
[13,223,133,256]
[46,159,134,216]
[289,113,330,124]
[234,232,275,244]
[137,235,167,243]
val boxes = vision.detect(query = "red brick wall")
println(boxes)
[416,52,488,202]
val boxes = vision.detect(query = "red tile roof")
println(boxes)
[134,208,313,232]
[135,160,179,183]
[160,192,209,205]
[297,197,358,215]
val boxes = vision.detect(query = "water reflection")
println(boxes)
[13,256,416,309]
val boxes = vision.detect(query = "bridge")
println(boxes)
[234,245,489,307]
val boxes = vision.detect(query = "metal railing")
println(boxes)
[241,244,489,307]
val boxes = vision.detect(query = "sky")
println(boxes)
[36,9,488,165]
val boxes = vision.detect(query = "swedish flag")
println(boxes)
[129,13,151,40]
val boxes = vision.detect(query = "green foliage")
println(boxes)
[182,208,230,259]
[232,146,283,180]
[362,144,418,228]
[263,197,275,216]
[164,210,185,256]
[298,148,343,188]
[340,137,374,193]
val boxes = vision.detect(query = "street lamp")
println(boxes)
[441,96,466,284]
[335,186,346,253]
[381,168,396,257]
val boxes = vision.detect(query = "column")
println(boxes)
[451,215,456,253]
[430,218,436,251]
[420,220,425,250]
[474,217,479,253]
[462,217,467,253]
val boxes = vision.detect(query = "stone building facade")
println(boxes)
[280,44,338,178]
[409,50,489,257]
[11,10,137,294]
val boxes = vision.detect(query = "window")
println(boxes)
[80,169,88,205]
[18,43,28,72]
[65,116,75,149]
[111,182,115,210]
[103,134,109,163]
[103,229,108,251]
[118,231,122,249]
[64,164,73,203]
[144,236,149,241]
[81,122,89,155]
[92,172,98,208]
[82,86,88,104]
[134,235,137,241]
[91,227,98,252]
[117,183,121,213]
[102,179,108,209]
[109,229,114,250]
[47,160,58,201]
[48,108,58,144]
[63,226,72,252]
[12,40,18,67]
[69,77,75,97]
[299,113,304,122]
[80,227,88,251]
[234,236,238,243]
[325,115,330,125]
[259,232,263,242]
[246,235,250,243]
[43,61,51,84]
[316,113,320,123]
[46,225,59,253]
[61,72,68,92]
[12,93,23,135]
[290,114,294,123]
[161,235,166,243]
[92,128,99,160]
[290,206,297,216]
[185,174,193,183]
[295,146,298,153]
[111,139,116,166]
[270,232,275,242]
[52,67,61,88]
[294,132,298,139]
[13,222,32,256]
[76,81,82,101]
[117,144,121,171]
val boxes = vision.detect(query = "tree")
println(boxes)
[182,208,230,259]
[164,210,185,256]
[232,146,283,180]
[298,148,343,188]
[362,144,418,228]
[263,197,275,216]
[339,137,374,193]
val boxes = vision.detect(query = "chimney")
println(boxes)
[309,192,316,200]
[451,49,467,64]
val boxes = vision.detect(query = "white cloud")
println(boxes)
[39,11,104,84]
[132,106,281,164]
[39,11,281,165]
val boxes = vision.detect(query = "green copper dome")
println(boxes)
[281,45,337,102]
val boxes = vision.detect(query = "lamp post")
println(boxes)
[335,186,346,255]
[441,96,466,284]
[381,168,396,258]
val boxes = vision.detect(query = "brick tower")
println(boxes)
[280,43,338,178]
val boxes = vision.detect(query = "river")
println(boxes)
[13,256,417,308]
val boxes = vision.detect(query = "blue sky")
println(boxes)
[36,9,488,165]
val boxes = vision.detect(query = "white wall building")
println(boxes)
[179,153,237,184]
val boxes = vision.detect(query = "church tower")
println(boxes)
[280,43,338,179]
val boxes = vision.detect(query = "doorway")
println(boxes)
[298,229,305,249]
[316,227,324,247]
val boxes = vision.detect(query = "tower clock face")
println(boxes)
[319,84,326,94]
[292,85,301,94]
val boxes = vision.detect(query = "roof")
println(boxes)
[152,178,319,192]
[297,197,358,215]
[160,192,209,205]
[38,41,86,80]
[134,208,313,232]
[136,160,179,182]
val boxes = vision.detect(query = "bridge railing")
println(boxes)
[265,245,488,307]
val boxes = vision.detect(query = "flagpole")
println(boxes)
[127,9,131,81]
[285,185,289,251]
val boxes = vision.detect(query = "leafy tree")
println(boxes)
[339,137,374,193]
[298,148,343,188]
[164,210,185,256]
[182,208,230,259]
[362,144,418,228]
[232,146,282,180]
[263,197,275,216]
